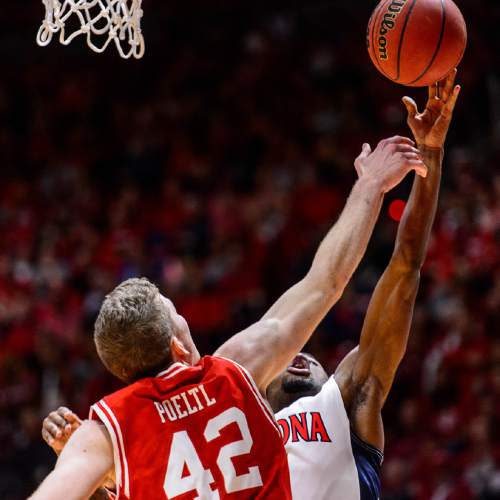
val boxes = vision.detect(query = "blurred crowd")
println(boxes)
[0,1,499,499]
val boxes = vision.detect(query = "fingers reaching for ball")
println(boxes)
[431,69,459,105]
[441,83,461,118]
[354,143,373,178]
[402,97,419,119]
[354,135,428,193]
[438,68,458,101]
[402,68,461,149]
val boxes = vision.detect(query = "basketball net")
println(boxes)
[36,0,145,59]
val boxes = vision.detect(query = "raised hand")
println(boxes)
[402,69,461,149]
[42,406,82,455]
[354,136,427,193]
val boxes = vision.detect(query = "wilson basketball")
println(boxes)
[367,0,467,86]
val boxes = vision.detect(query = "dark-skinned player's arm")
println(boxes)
[29,420,114,500]
[216,136,428,393]
[335,70,461,451]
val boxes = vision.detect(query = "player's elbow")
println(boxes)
[391,247,425,275]
[260,318,283,337]
[397,267,422,305]
[304,269,346,304]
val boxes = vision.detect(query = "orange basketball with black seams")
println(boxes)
[367,0,467,87]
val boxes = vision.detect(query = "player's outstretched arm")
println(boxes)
[216,136,428,392]
[30,420,113,500]
[335,71,461,451]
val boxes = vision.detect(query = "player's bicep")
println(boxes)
[57,421,114,496]
[57,420,113,469]
[353,263,420,395]
[30,421,114,500]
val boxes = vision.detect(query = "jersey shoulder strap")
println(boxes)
[89,398,130,499]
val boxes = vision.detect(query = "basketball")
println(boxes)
[367,0,467,87]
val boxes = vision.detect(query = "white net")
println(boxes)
[37,0,145,59]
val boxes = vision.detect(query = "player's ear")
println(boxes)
[170,335,190,363]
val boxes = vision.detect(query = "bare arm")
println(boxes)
[335,71,461,450]
[30,420,113,500]
[41,408,115,499]
[216,136,428,392]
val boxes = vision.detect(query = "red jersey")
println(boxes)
[90,356,291,500]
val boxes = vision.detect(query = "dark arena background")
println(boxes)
[1,1,499,498]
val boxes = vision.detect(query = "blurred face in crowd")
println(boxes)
[266,353,329,413]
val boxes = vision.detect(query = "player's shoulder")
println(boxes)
[204,354,246,373]
[202,355,263,392]
[203,354,255,378]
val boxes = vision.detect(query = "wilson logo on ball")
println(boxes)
[377,0,408,61]
[367,0,467,87]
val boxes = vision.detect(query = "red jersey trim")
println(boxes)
[100,400,130,498]
[216,357,281,436]
[105,488,117,500]
[91,401,130,499]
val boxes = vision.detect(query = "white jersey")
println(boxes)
[275,376,383,500]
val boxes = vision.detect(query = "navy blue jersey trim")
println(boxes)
[350,429,382,500]
[350,429,384,466]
